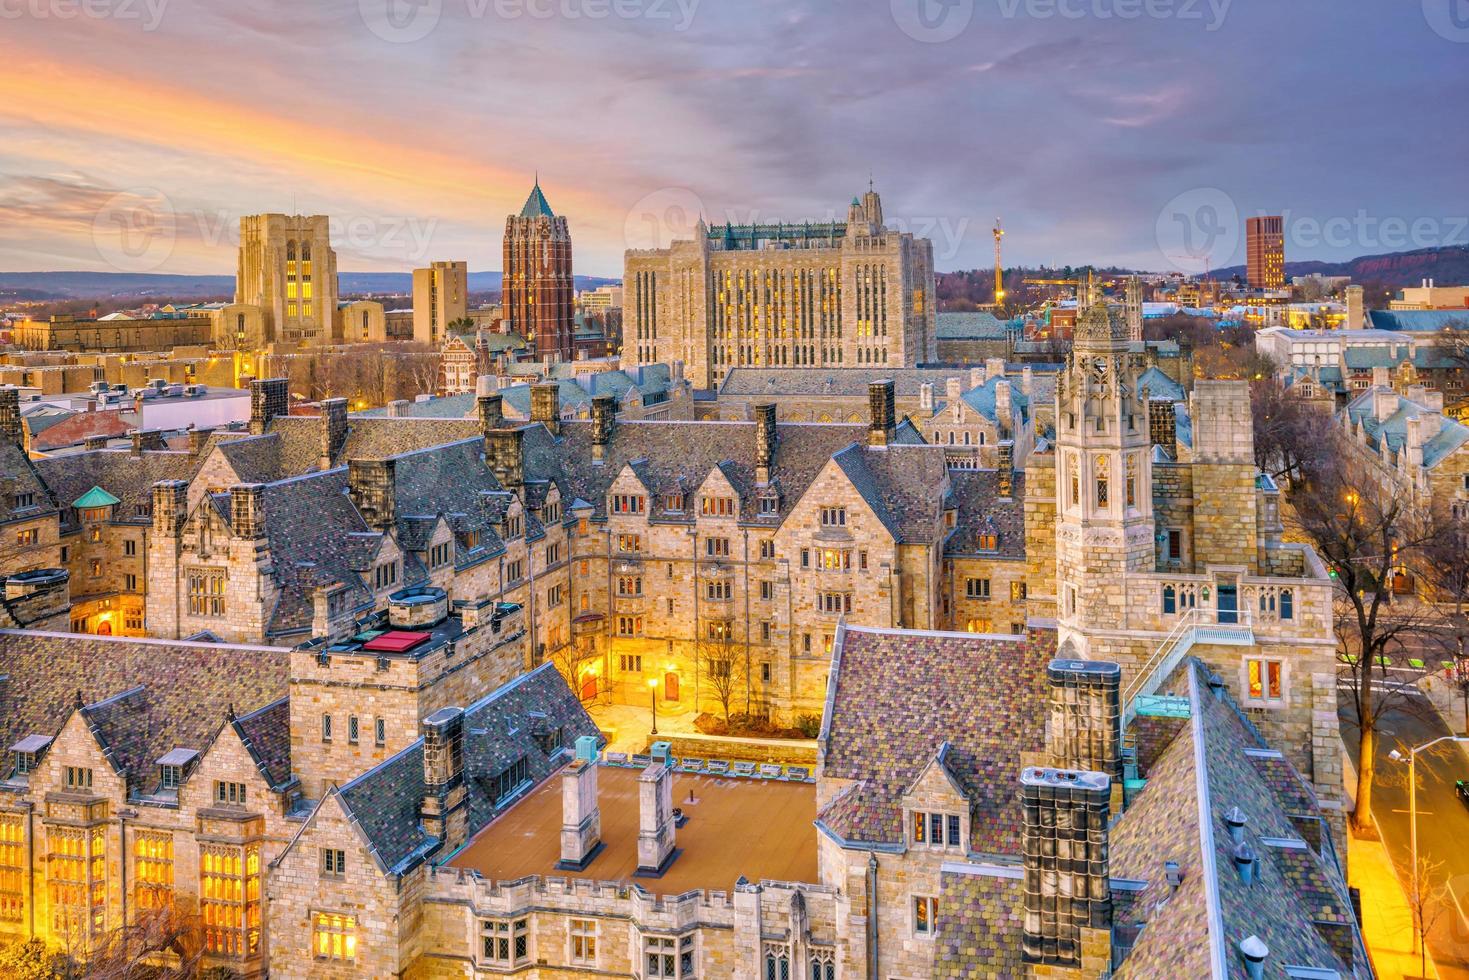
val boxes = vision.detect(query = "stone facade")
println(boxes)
[623,189,936,389]
[232,213,340,347]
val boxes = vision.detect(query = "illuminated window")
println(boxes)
[617,533,643,553]
[611,493,645,515]
[701,496,735,517]
[134,831,174,912]
[913,895,938,936]
[201,843,261,957]
[706,537,730,557]
[48,826,106,939]
[820,548,850,571]
[1094,455,1110,508]
[0,814,24,923]
[15,529,37,546]
[966,617,993,634]
[1125,453,1138,508]
[617,576,643,596]
[186,568,226,617]
[570,918,598,965]
[313,911,357,962]
[1248,658,1284,701]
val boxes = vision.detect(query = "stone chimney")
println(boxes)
[985,357,1006,381]
[485,427,525,490]
[558,756,603,870]
[1021,366,1034,397]
[347,458,397,531]
[969,366,984,390]
[1021,768,1113,971]
[478,390,504,435]
[387,399,409,417]
[636,762,677,875]
[1345,285,1364,331]
[1372,386,1398,423]
[187,427,215,455]
[867,379,896,448]
[152,480,188,537]
[0,386,20,445]
[131,429,145,456]
[754,403,778,485]
[1045,660,1121,781]
[995,379,1013,436]
[532,382,561,436]
[1406,415,1441,468]
[83,435,110,451]
[229,484,266,539]
[590,394,615,465]
[420,707,469,855]
[945,376,962,408]
[320,398,349,469]
[249,377,288,435]
[919,382,934,412]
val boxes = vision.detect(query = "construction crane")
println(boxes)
[992,219,1005,309]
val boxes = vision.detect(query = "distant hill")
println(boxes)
[0,271,619,302]
[1210,245,1469,287]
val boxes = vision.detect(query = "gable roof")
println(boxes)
[818,625,1054,855]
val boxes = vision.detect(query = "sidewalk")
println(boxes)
[585,698,701,755]
[1350,826,1441,980]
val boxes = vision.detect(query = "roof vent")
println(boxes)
[1240,934,1268,980]
[1164,860,1183,893]
[1224,806,1248,844]
[1232,840,1257,886]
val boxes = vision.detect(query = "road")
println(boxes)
[1341,683,1469,978]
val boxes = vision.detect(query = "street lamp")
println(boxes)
[648,677,660,735]
[1389,735,1469,883]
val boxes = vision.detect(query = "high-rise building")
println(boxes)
[1245,214,1285,290]
[412,260,468,346]
[234,214,339,345]
[503,180,574,362]
[622,187,936,389]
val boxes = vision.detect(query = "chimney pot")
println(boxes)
[867,379,896,447]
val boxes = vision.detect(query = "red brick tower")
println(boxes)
[504,179,575,362]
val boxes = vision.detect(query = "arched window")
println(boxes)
[809,952,835,980]
[286,240,296,262]
[1162,585,1177,615]
[301,242,312,261]
[1279,589,1294,620]
[1094,455,1110,508]
[1125,453,1138,508]
[765,949,789,980]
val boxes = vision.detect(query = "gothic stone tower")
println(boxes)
[1054,300,1154,655]
[504,180,575,363]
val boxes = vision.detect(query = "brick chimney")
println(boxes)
[229,484,266,539]
[591,394,615,465]
[1021,767,1113,971]
[484,427,524,490]
[1045,659,1121,781]
[558,754,603,870]
[320,398,349,469]
[478,390,504,435]
[636,762,677,875]
[420,707,468,855]
[249,377,288,435]
[0,386,20,446]
[152,480,188,537]
[347,458,397,531]
[188,427,215,455]
[867,380,896,448]
[532,381,561,436]
[754,403,777,485]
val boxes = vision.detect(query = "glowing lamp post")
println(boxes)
[648,677,660,735]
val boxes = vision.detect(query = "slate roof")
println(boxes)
[1368,309,1469,332]
[718,367,1008,398]
[1136,366,1186,403]
[0,631,289,797]
[0,443,59,527]
[936,311,1010,340]
[267,415,481,476]
[832,444,951,543]
[934,870,1027,978]
[335,662,599,875]
[944,470,1025,559]
[1344,388,1469,469]
[34,449,196,531]
[817,625,1054,855]
[233,697,293,789]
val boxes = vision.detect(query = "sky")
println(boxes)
[2,0,1467,278]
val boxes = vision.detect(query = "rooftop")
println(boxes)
[448,766,817,895]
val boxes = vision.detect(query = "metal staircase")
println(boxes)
[1121,607,1255,729]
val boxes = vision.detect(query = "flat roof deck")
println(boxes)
[448,766,818,895]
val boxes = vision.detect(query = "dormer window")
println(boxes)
[758,495,778,516]
[462,531,481,552]
[10,735,50,779]
[155,748,197,793]
[14,752,35,777]
[663,493,685,512]
[160,765,182,790]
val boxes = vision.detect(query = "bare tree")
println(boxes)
[1399,852,1448,978]
[1249,375,1336,487]
[1286,436,1447,834]
[699,625,744,727]
[553,632,601,704]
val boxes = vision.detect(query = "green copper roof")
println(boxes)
[73,485,120,509]
[519,180,555,219]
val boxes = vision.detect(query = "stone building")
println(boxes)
[10,314,213,353]
[504,181,575,363]
[230,214,340,347]
[412,260,469,347]
[622,188,937,389]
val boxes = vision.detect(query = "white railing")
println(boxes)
[1122,607,1255,727]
